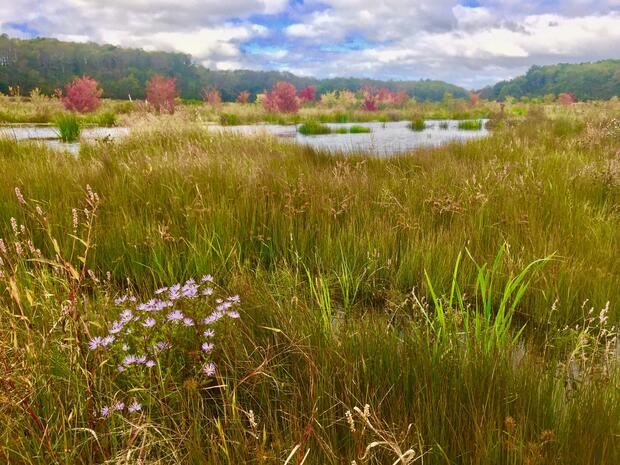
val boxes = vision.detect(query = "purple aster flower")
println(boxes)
[201,342,214,353]
[101,335,115,347]
[88,336,102,350]
[155,287,168,294]
[169,284,181,300]
[154,341,171,351]
[100,406,110,417]
[216,298,223,304]
[216,302,232,312]
[202,362,216,376]
[227,310,240,319]
[123,355,137,366]
[109,320,124,334]
[135,355,147,364]
[182,285,198,299]
[142,317,156,328]
[202,311,223,325]
[145,360,156,367]
[228,295,240,303]
[114,295,127,305]
[202,287,214,296]
[117,365,125,373]
[120,309,133,322]
[203,329,215,338]
[201,274,213,283]
[112,402,125,411]
[167,310,184,323]
[128,401,142,413]
[129,296,137,302]
[183,317,195,326]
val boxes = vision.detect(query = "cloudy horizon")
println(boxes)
[2,1,620,89]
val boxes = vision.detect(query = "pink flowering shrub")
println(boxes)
[89,278,241,419]
[61,76,103,113]
[298,85,316,104]
[368,88,409,108]
[237,90,250,104]
[204,88,222,107]
[146,75,177,113]
[263,81,299,113]
[559,92,576,106]
[470,92,480,107]
[360,89,378,112]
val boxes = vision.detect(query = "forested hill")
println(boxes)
[0,35,468,101]
[480,60,620,100]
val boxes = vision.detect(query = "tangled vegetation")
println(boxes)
[0,103,619,464]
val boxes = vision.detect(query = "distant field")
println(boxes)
[0,101,619,464]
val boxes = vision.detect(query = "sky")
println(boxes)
[1,1,620,89]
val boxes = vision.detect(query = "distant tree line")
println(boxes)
[0,35,469,102]
[480,60,620,101]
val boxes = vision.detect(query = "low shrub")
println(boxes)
[298,121,332,135]
[458,120,483,130]
[220,113,241,126]
[348,125,371,133]
[97,111,117,127]
[409,118,426,131]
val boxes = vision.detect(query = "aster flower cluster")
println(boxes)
[89,275,240,419]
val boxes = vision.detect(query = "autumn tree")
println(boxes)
[146,75,177,113]
[298,85,316,104]
[263,81,299,113]
[61,76,102,113]
[203,88,222,107]
[237,91,250,104]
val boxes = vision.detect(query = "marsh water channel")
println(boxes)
[1,120,489,156]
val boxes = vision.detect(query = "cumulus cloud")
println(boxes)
[1,0,620,87]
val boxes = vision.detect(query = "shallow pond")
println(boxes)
[0,125,130,154]
[0,120,488,156]
[210,120,489,156]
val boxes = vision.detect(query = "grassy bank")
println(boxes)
[0,107,619,463]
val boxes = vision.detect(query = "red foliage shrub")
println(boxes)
[146,75,177,113]
[237,91,251,104]
[559,92,576,106]
[469,92,480,107]
[263,81,299,113]
[61,76,103,113]
[361,95,377,111]
[298,85,316,103]
[376,87,392,103]
[203,88,222,107]
[360,89,378,111]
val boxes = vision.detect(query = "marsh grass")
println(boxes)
[298,121,332,135]
[348,125,371,133]
[458,119,484,130]
[55,114,81,141]
[0,104,619,464]
[409,118,426,131]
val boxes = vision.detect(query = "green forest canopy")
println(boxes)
[0,35,469,101]
[480,60,620,101]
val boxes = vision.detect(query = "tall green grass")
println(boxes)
[409,118,426,131]
[458,120,484,130]
[298,121,332,135]
[55,114,81,141]
[0,107,619,464]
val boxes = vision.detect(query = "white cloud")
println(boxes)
[0,0,282,67]
[1,0,620,88]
